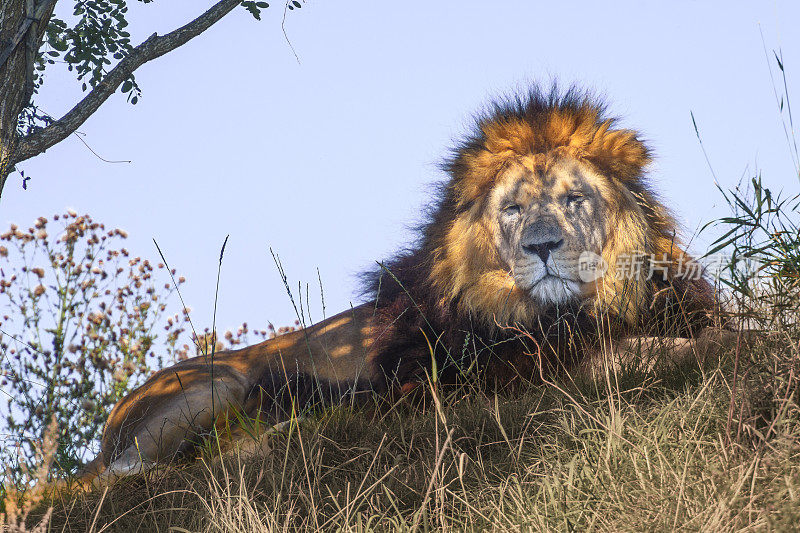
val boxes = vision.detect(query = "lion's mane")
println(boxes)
[364,86,717,386]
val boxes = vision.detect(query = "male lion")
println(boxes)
[80,86,720,484]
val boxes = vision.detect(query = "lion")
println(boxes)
[79,85,721,485]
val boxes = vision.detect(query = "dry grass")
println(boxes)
[26,324,800,532]
[2,416,57,532]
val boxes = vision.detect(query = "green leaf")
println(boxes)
[51,39,69,52]
[121,80,132,93]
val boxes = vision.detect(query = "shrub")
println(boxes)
[705,176,800,330]
[0,212,189,479]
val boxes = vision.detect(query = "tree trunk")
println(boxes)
[0,0,56,198]
[0,0,27,195]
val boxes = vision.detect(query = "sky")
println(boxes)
[2,0,799,337]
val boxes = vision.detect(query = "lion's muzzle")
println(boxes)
[521,218,564,263]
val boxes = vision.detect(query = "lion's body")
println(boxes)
[81,86,718,484]
[83,304,382,480]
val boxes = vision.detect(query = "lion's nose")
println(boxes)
[523,239,563,263]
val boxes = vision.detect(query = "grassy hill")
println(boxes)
[15,325,800,532]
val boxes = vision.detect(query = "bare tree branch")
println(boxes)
[11,0,242,165]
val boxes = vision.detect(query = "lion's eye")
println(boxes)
[566,192,585,206]
[502,204,522,216]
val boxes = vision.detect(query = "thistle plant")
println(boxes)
[0,211,189,478]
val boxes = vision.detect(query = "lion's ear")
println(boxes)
[582,123,651,183]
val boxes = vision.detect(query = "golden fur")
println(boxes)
[79,86,717,485]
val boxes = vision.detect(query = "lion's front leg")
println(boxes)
[580,328,744,379]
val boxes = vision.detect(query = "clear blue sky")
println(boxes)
[3,0,799,334]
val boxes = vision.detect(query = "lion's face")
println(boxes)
[488,156,610,306]
[425,92,679,327]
